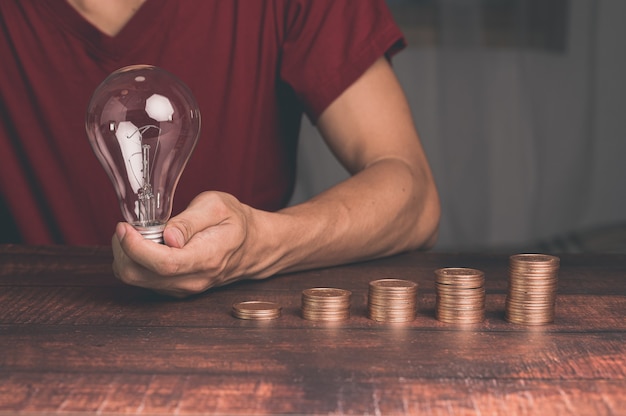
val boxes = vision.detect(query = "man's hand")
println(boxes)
[111,191,261,298]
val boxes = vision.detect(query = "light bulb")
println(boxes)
[86,65,201,243]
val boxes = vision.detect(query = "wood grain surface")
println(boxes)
[0,245,624,415]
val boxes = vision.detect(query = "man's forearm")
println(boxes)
[251,156,440,277]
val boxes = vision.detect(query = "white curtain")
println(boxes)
[291,0,626,252]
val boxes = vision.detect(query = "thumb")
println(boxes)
[163,194,218,248]
[163,218,190,249]
[163,191,235,249]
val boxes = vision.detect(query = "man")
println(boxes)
[0,0,440,297]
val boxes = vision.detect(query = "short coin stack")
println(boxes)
[506,254,560,325]
[435,268,485,324]
[301,288,352,321]
[367,279,418,322]
[232,301,282,320]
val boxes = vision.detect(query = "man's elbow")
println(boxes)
[413,183,441,251]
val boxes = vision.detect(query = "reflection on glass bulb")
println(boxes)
[86,65,201,243]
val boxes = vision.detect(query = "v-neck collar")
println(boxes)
[41,0,171,62]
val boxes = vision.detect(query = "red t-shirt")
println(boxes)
[0,0,405,245]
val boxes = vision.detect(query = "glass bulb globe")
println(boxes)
[86,65,201,243]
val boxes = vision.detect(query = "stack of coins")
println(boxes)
[232,301,282,320]
[301,288,351,321]
[435,268,485,324]
[506,253,560,325]
[367,279,418,322]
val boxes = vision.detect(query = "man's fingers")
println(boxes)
[163,226,186,249]
[163,192,228,248]
[110,192,249,297]
[114,222,192,276]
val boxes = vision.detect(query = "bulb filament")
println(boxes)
[137,143,156,225]
[117,124,161,227]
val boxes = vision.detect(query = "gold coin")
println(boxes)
[302,311,350,321]
[435,267,484,276]
[505,313,554,325]
[369,279,418,289]
[232,301,282,320]
[301,287,351,321]
[436,287,485,296]
[510,253,560,265]
[434,267,485,324]
[302,288,351,298]
[435,267,485,291]
[506,253,559,326]
[367,279,419,323]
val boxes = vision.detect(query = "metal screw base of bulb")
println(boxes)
[134,224,166,244]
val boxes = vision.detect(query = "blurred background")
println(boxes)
[290,0,626,253]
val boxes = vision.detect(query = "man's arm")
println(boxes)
[111,57,440,297]
[269,56,440,271]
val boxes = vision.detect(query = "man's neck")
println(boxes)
[65,0,147,37]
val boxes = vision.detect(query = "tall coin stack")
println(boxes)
[434,268,485,324]
[301,288,351,321]
[506,254,560,325]
[367,279,418,322]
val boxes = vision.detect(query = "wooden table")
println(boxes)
[0,245,625,415]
